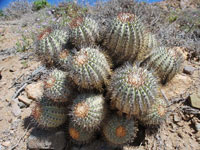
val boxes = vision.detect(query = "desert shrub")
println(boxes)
[32,0,50,11]
[53,1,88,26]
[3,0,33,19]
[0,10,4,17]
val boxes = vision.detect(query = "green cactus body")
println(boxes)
[56,49,72,70]
[70,93,106,131]
[68,122,95,144]
[31,97,67,128]
[108,63,158,116]
[44,69,72,102]
[136,33,158,61]
[143,47,184,84]
[69,16,100,46]
[67,47,112,90]
[140,98,167,126]
[102,114,138,146]
[103,12,148,64]
[36,27,69,66]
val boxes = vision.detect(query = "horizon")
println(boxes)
[0,0,163,9]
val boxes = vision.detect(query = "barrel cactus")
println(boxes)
[44,69,72,102]
[67,46,112,91]
[69,93,106,131]
[108,63,158,117]
[102,114,138,146]
[142,46,185,84]
[139,98,168,126]
[31,97,67,128]
[103,12,148,64]
[69,15,100,46]
[36,26,70,67]
[68,122,95,144]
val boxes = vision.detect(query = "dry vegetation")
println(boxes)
[0,0,200,150]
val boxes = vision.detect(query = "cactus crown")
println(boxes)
[109,63,158,116]
[37,27,52,40]
[69,16,84,29]
[117,12,135,23]
[74,102,89,118]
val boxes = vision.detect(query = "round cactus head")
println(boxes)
[142,46,185,84]
[69,17,84,29]
[117,12,135,23]
[37,27,52,40]
[108,63,158,117]
[140,98,168,126]
[69,16,100,46]
[44,69,72,102]
[67,47,112,91]
[31,97,67,128]
[35,26,70,67]
[102,114,138,146]
[68,122,95,144]
[69,93,106,131]
[103,12,149,64]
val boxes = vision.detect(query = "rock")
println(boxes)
[25,81,44,100]
[173,114,181,123]
[18,102,26,108]
[18,95,32,106]
[195,122,200,132]
[2,141,10,147]
[190,93,200,109]
[27,128,66,150]
[11,102,21,117]
[161,74,192,100]
[183,66,195,75]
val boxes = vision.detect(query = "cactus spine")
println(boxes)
[68,122,95,144]
[31,97,67,128]
[36,26,70,66]
[44,69,72,102]
[67,47,112,90]
[108,63,158,116]
[69,93,106,131]
[142,46,184,84]
[140,98,167,126]
[102,114,138,145]
[103,12,148,64]
[69,16,100,46]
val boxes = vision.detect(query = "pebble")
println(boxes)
[25,82,44,100]
[18,95,32,106]
[195,122,200,132]
[11,102,21,117]
[2,141,10,147]
[183,66,195,75]
[189,93,200,109]
[173,114,181,122]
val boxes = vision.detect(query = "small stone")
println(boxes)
[173,114,181,122]
[25,81,44,100]
[11,102,21,117]
[183,66,195,75]
[2,141,10,147]
[18,102,26,108]
[18,95,32,106]
[190,93,200,109]
[195,122,200,131]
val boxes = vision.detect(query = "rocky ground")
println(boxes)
[0,1,200,150]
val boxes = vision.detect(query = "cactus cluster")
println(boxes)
[32,8,184,147]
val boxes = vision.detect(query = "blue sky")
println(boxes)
[0,0,163,9]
